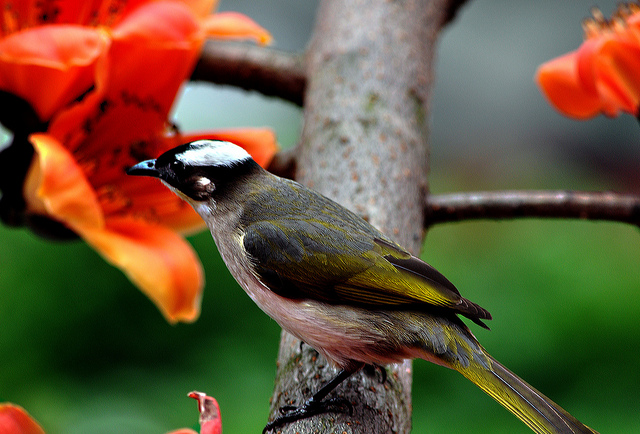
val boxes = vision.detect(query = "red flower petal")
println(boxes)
[49,1,205,154]
[188,391,222,434]
[536,51,603,119]
[0,404,44,434]
[25,134,204,323]
[80,216,204,323]
[536,6,640,118]
[0,25,107,121]
[111,1,202,46]
[25,133,104,229]
[202,11,271,44]
[110,171,205,235]
[591,38,640,116]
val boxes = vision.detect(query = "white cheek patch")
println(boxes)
[177,140,251,167]
[195,176,214,191]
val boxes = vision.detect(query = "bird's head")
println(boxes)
[127,140,260,204]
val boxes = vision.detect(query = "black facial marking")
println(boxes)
[153,144,260,201]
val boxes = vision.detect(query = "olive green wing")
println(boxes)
[242,219,490,326]
[351,237,491,326]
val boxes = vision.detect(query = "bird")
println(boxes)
[127,139,597,434]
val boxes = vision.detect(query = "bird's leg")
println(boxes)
[263,363,364,433]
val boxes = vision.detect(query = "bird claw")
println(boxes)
[263,397,353,433]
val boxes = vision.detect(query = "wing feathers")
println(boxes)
[242,219,491,327]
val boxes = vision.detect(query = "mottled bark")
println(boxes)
[266,0,451,432]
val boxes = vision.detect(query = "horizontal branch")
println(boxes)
[425,190,640,227]
[191,40,306,106]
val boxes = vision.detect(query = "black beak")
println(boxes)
[127,159,160,178]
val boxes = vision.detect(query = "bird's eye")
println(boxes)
[170,160,185,172]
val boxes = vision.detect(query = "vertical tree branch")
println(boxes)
[267,0,451,431]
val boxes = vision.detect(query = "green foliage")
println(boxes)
[414,219,640,433]
[0,228,280,433]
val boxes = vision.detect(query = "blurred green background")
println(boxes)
[2,0,639,432]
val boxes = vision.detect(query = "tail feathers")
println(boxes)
[458,354,597,434]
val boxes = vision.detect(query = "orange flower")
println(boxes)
[536,3,640,119]
[0,403,45,434]
[0,0,276,323]
[0,1,271,123]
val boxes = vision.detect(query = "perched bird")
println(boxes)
[128,140,597,434]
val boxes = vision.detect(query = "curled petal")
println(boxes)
[189,391,222,434]
[0,404,45,434]
[536,6,640,119]
[79,216,204,323]
[165,391,222,434]
[112,1,202,48]
[202,12,272,44]
[25,133,104,229]
[0,25,107,121]
[107,0,205,114]
[182,128,278,168]
[591,38,640,116]
[536,52,603,119]
[538,37,640,118]
[0,0,154,29]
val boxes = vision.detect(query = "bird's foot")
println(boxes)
[263,397,352,433]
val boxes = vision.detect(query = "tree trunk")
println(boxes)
[267,0,452,432]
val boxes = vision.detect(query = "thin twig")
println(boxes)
[191,40,306,106]
[425,190,640,227]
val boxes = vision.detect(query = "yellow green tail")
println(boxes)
[458,353,597,434]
